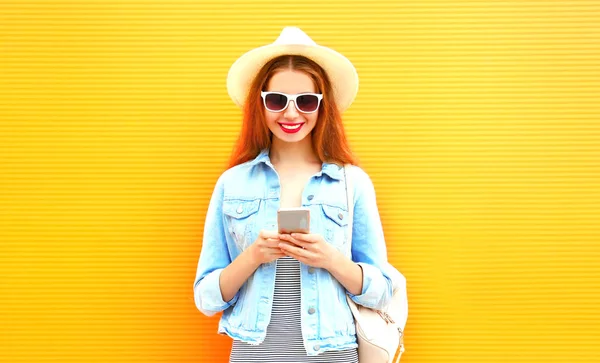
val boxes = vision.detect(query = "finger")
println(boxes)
[281,248,311,265]
[276,241,295,249]
[280,247,299,258]
[260,230,279,239]
[279,242,311,257]
[263,248,286,261]
[290,233,320,243]
[278,234,310,249]
[265,239,290,249]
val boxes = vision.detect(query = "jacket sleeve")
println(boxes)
[193,174,239,316]
[346,168,404,310]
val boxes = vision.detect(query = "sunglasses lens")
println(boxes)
[264,93,288,112]
[296,94,320,112]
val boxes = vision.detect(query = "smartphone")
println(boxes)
[277,207,310,234]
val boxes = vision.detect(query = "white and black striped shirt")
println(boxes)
[229,256,358,363]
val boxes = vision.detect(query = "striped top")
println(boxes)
[229,256,358,363]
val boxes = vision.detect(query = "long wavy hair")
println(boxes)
[227,55,358,169]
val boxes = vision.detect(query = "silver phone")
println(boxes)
[277,207,310,234]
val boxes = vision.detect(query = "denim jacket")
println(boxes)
[193,148,403,356]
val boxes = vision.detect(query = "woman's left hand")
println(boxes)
[278,233,341,270]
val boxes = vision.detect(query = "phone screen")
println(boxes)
[277,208,310,234]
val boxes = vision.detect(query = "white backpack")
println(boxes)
[343,164,408,363]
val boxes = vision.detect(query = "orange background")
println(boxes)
[1,1,599,362]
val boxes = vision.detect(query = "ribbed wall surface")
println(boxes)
[1,1,599,362]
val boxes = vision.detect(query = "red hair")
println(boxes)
[227,55,359,169]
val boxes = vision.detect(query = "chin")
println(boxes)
[275,133,308,143]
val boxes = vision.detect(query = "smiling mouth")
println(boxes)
[278,122,305,134]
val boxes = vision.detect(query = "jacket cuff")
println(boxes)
[195,268,238,315]
[346,262,388,309]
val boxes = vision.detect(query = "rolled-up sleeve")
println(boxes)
[346,168,404,310]
[193,174,239,316]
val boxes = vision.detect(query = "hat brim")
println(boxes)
[227,43,359,112]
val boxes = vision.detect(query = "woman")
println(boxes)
[193,27,403,362]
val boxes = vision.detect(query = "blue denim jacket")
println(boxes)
[193,148,403,356]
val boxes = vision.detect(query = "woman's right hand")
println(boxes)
[218,230,286,304]
[247,230,287,266]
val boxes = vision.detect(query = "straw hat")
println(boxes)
[226,26,359,112]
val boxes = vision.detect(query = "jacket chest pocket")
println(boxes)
[320,204,349,250]
[223,199,261,251]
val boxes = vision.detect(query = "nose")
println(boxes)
[283,100,300,119]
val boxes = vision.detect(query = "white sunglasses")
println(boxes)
[260,91,323,114]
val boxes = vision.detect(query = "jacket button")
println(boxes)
[313,345,320,351]
[236,206,243,214]
[307,195,314,201]
[338,213,344,220]
[308,267,315,274]
[308,307,316,314]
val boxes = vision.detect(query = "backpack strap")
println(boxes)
[343,164,354,251]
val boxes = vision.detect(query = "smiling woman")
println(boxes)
[228,50,356,169]
[192,26,405,363]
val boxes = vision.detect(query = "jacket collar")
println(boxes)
[249,148,344,181]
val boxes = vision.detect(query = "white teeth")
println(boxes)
[281,124,302,130]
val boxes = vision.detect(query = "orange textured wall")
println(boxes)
[1,1,599,362]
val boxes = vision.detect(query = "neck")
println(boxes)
[269,134,319,165]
